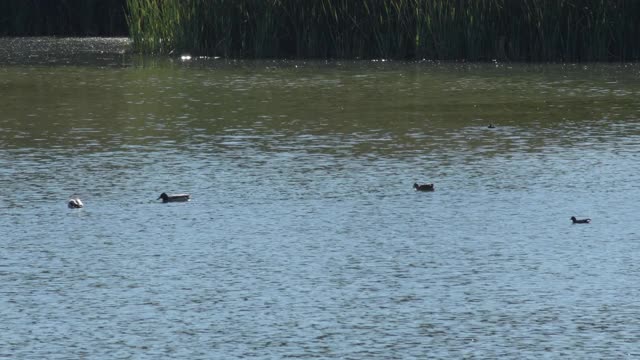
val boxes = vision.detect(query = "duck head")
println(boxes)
[158,193,169,201]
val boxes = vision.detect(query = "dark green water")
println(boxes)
[2,38,640,359]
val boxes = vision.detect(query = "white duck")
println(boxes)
[68,196,84,209]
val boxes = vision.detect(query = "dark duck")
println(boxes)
[158,192,191,203]
[571,216,591,224]
[413,183,435,192]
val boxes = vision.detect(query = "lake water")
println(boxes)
[2,38,640,359]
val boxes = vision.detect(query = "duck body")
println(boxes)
[414,183,435,192]
[571,216,591,224]
[158,192,191,203]
[68,197,84,209]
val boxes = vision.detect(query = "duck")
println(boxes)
[158,192,191,203]
[68,197,84,209]
[570,216,591,224]
[413,183,435,192]
[488,123,496,129]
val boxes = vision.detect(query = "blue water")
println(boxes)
[1,38,640,359]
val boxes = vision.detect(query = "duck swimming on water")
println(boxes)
[571,216,591,224]
[413,183,435,192]
[68,197,84,209]
[158,192,191,203]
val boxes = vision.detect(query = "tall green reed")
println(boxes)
[125,0,640,61]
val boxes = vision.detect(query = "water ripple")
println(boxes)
[2,45,640,358]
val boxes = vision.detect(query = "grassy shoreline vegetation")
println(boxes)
[125,0,640,61]
[1,0,638,61]
[0,0,128,36]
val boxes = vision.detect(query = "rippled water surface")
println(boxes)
[2,38,640,359]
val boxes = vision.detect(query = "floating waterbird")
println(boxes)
[413,183,435,192]
[570,216,591,224]
[158,192,191,203]
[68,197,84,209]
[488,123,496,129]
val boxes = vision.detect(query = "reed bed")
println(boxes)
[129,0,640,61]
[2,0,638,60]
[0,0,128,36]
